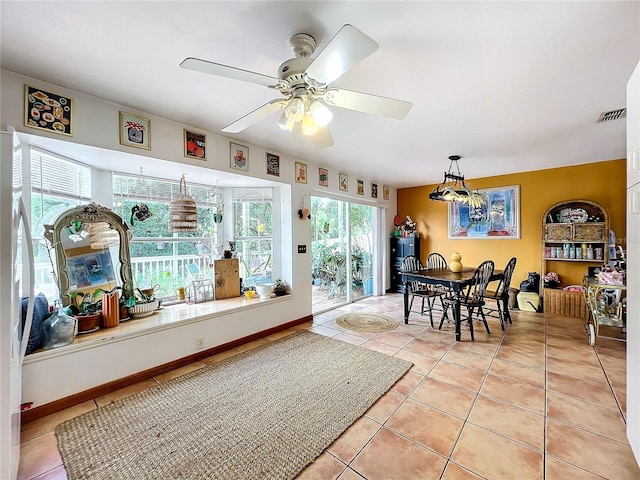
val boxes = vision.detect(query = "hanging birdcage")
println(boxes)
[169,175,198,232]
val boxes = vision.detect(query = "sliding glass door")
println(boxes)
[311,195,376,313]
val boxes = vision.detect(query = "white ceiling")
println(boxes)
[1,1,638,188]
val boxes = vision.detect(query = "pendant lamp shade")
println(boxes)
[89,222,120,249]
[169,175,198,232]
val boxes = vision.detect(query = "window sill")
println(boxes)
[24,294,291,363]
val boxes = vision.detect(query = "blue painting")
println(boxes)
[449,185,520,239]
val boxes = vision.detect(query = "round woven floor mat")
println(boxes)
[336,312,400,332]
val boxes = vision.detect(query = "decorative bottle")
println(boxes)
[449,252,463,272]
[41,301,76,350]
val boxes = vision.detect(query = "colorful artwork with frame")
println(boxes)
[67,251,117,290]
[319,168,328,187]
[295,161,307,183]
[371,183,378,199]
[230,142,249,171]
[184,129,206,160]
[119,112,151,150]
[383,185,390,200]
[339,172,348,191]
[266,153,280,176]
[357,179,364,195]
[24,85,73,136]
[449,185,520,239]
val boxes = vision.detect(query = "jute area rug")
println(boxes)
[336,312,400,332]
[56,330,412,480]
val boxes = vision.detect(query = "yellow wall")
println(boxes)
[397,159,626,287]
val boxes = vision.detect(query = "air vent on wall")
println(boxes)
[597,108,626,123]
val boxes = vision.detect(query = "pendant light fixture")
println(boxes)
[169,175,198,232]
[89,222,120,249]
[429,155,482,207]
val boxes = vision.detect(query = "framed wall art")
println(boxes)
[184,129,206,160]
[295,161,307,184]
[119,112,151,150]
[357,179,364,195]
[448,185,520,239]
[319,168,328,187]
[266,152,280,176]
[383,185,390,200]
[24,85,73,136]
[230,142,249,171]
[371,183,378,199]
[339,172,348,191]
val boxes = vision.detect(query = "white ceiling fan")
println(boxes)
[180,24,412,148]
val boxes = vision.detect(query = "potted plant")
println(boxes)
[210,184,225,223]
[69,289,103,334]
[274,278,287,296]
[120,294,136,319]
[543,272,560,289]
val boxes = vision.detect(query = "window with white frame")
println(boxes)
[112,173,224,300]
[30,148,92,301]
[233,188,273,287]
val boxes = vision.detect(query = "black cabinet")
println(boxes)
[390,237,420,293]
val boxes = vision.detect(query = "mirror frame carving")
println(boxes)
[44,202,134,305]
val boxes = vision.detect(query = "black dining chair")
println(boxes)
[482,257,517,331]
[440,260,495,341]
[401,255,443,328]
[426,252,447,270]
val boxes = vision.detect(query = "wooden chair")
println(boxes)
[440,260,495,341]
[483,257,517,330]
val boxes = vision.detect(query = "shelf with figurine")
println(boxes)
[391,214,418,238]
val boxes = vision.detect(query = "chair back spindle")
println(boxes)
[426,253,447,270]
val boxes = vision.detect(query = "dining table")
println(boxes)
[402,267,503,341]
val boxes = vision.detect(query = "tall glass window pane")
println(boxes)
[232,188,273,287]
[30,149,92,302]
[113,174,222,301]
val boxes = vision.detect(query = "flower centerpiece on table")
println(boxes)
[543,272,560,288]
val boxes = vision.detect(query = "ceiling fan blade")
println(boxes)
[305,24,378,85]
[312,126,334,149]
[323,88,412,120]
[180,57,279,87]
[221,99,286,133]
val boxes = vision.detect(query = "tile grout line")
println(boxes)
[593,345,628,423]
[435,323,507,479]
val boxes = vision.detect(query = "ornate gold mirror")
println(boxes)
[44,202,134,305]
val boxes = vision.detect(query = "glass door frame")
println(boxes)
[310,192,380,314]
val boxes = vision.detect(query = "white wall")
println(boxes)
[626,60,640,464]
[1,69,399,407]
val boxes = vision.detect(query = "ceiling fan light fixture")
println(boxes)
[302,113,320,136]
[180,24,412,143]
[284,96,305,122]
[277,111,295,131]
[310,99,333,127]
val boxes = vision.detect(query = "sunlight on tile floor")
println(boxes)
[18,294,638,479]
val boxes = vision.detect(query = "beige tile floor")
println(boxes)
[18,294,639,479]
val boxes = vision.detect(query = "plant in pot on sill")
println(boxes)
[69,289,104,334]
[274,278,287,296]
[129,287,161,318]
[120,294,136,320]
